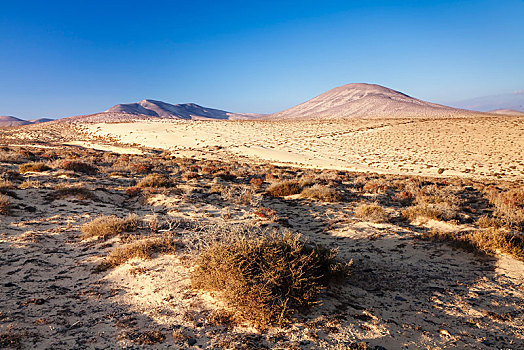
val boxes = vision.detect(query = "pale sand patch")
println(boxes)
[77,117,524,181]
[64,141,143,154]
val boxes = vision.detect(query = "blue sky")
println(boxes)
[1,0,523,119]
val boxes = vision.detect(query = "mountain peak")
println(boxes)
[267,83,478,120]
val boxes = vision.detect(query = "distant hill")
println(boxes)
[450,91,524,112]
[488,109,524,116]
[29,118,54,124]
[105,99,262,120]
[0,116,53,127]
[0,116,33,127]
[266,83,481,120]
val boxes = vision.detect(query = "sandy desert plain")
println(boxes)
[1,105,524,349]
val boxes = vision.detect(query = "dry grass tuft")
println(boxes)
[0,194,10,215]
[191,232,350,328]
[402,203,458,222]
[81,214,139,240]
[485,187,524,228]
[354,203,389,223]
[476,215,504,229]
[19,162,50,174]
[96,233,179,271]
[423,228,524,260]
[300,184,341,202]
[60,160,98,174]
[137,174,174,188]
[266,180,301,197]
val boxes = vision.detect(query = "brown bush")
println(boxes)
[81,214,139,240]
[476,215,504,229]
[362,181,387,194]
[191,232,350,328]
[129,163,153,174]
[137,174,174,188]
[19,162,50,174]
[300,184,341,202]
[60,160,98,174]
[0,194,10,215]
[485,187,524,228]
[249,177,264,188]
[266,180,301,197]
[354,203,389,223]
[422,228,524,260]
[402,203,458,222]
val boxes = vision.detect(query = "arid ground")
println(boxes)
[1,118,523,349]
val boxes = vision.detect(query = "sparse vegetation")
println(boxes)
[60,160,98,174]
[266,180,301,197]
[191,232,350,327]
[0,194,10,215]
[137,174,174,188]
[354,203,389,223]
[19,162,50,174]
[81,214,139,239]
[96,233,179,270]
[300,184,341,202]
[422,228,524,260]
[402,202,458,222]
[485,187,524,228]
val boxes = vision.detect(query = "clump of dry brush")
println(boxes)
[191,229,350,328]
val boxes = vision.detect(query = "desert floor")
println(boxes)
[0,118,523,349]
[74,117,524,181]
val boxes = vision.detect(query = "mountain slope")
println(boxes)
[267,83,481,120]
[0,116,33,127]
[105,99,259,120]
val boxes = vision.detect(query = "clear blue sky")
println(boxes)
[1,0,523,119]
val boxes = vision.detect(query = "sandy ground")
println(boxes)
[74,117,524,181]
[0,143,523,349]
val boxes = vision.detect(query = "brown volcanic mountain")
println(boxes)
[0,116,33,127]
[106,99,262,120]
[267,83,482,120]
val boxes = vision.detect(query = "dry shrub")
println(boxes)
[191,232,349,328]
[19,180,42,189]
[402,203,458,222]
[137,174,174,188]
[97,233,179,270]
[219,185,259,206]
[300,184,341,202]
[19,162,50,174]
[354,203,389,223]
[182,171,200,180]
[125,186,142,197]
[476,215,504,229]
[394,190,415,205]
[423,228,524,260]
[253,207,277,220]
[249,177,264,188]
[60,160,98,174]
[362,181,387,194]
[485,187,524,228]
[266,180,301,197]
[81,214,139,240]
[129,163,153,174]
[51,183,95,200]
[0,194,10,215]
